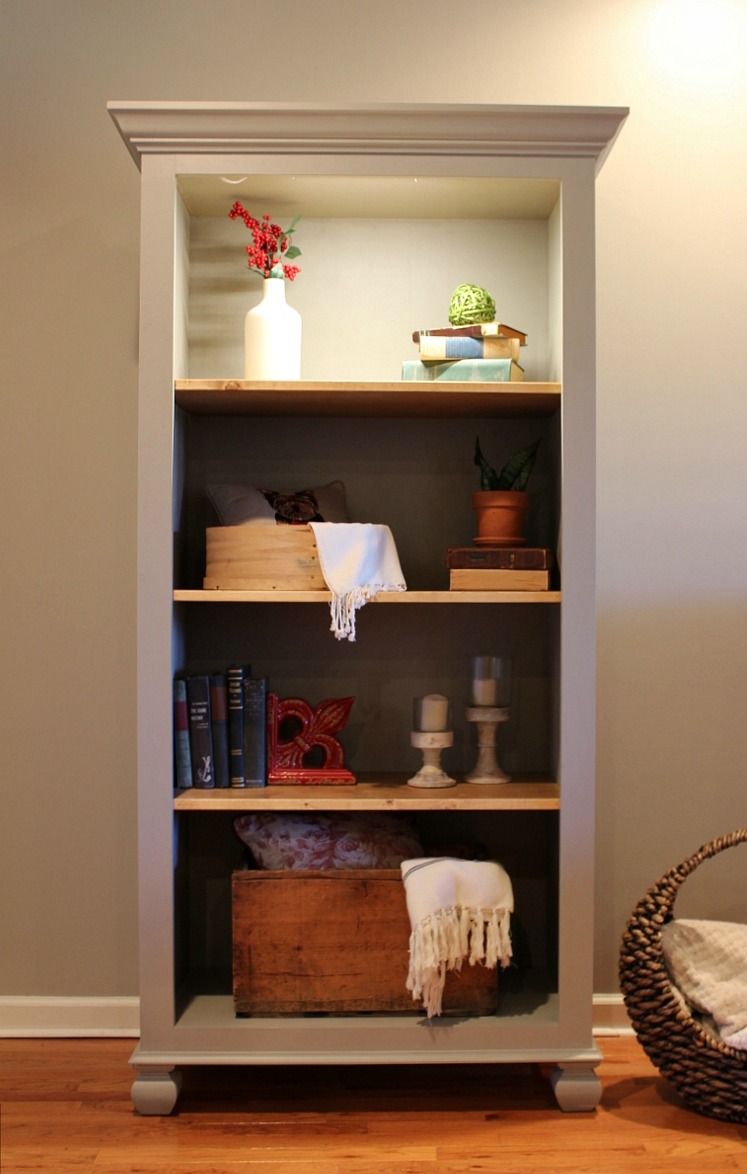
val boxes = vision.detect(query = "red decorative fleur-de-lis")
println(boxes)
[267,694,356,785]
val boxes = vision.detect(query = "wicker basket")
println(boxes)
[619,828,747,1123]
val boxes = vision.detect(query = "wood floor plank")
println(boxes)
[1,1037,746,1173]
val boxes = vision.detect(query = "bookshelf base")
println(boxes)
[130,990,602,1114]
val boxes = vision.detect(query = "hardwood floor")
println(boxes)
[1,1035,745,1172]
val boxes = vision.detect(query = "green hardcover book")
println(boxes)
[401,358,523,382]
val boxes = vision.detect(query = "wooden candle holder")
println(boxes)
[407,730,456,789]
[464,705,510,784]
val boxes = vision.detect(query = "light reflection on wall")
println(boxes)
[646,0,747,92]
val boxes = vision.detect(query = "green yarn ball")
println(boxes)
[448,284,496,326]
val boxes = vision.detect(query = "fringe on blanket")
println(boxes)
[406,904,513,1019]
[328,587,371,642]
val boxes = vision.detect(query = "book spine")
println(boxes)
[418,335,520,361]
[172,677,192,790]
[186,675,215,789]
[227,664,249,788]
[450,568,550,591]
[447,546,553,570]
[210,672,230,788]
[412,323,527,344]
[401,359,522,382]
[242,675,268,788]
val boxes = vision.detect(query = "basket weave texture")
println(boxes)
[619,828,747,1123]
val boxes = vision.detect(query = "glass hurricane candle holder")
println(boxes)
[470,656,512,708]
[465,657,512,785]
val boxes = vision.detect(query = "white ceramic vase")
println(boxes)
[244,277,302,380]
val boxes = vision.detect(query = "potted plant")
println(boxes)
[472,436,540,546]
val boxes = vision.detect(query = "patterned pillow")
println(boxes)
[233,811,423,871]
[207,480,349,526]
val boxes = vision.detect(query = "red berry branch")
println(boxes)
[229,201,301,280]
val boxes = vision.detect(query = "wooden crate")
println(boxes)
[232,869,498,1016]
[204,525,325,590]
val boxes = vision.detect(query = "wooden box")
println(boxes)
[232,869,498,1016]
[204,525,325,591]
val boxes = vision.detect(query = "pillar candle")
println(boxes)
[414,693,449,732]
[471,656,512,708]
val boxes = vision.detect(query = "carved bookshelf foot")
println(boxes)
[131,1067,183,1115]
[550,1062,601,1112]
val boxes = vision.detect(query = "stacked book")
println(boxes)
[173,665,268,790]
[447,546,554,591]
[402,321,527,382]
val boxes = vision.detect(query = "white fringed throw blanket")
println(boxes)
[401,856,514,1018]
[309,522,406,642]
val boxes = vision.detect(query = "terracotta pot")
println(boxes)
[472,490,528,547]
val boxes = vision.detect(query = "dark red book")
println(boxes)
[412,322,527,345]
[447,546,554,570]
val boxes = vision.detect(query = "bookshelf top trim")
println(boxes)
[174,381,561,418]
[108,102,628,173]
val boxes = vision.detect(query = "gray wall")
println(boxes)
[2,0,746,1006]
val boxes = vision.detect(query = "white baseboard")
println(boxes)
[593,993,634,1035]
[0,996,140,1037]
[0,993,632,1039]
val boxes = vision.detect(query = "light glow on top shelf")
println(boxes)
[179,173,560,220]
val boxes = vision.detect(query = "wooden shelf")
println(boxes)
[174,776,559,811]
[175,589,561,604]
[174,380,561,418]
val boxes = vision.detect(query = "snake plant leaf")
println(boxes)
[474,437,500,490]
[497,438,541,491]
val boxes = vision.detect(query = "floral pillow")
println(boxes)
[207,480,349,526]
[233,811,423,871]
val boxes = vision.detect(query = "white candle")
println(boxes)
[471,655,512,708]
[414,693,449,732]
[472,676,498,706]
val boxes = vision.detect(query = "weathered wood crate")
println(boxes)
[204,525,324,590]
[232,868,498,1016]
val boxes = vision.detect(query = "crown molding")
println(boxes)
[108,101,628,172]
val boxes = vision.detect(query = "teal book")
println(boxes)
[401,358,523,382]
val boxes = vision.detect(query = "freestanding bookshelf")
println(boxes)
[109,101,627,1115]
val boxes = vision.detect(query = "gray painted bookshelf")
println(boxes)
[110,101,627,1114]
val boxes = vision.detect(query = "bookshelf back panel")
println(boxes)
[177,600,559,778]
[177,809,558,994]
[186,213,553,384]
[175,411,561,593]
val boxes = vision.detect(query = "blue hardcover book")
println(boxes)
[227,664,251,788]
[186,675,215,789]
[418,334,520,360]
[172,677,192,790]
[242,675,268,788]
